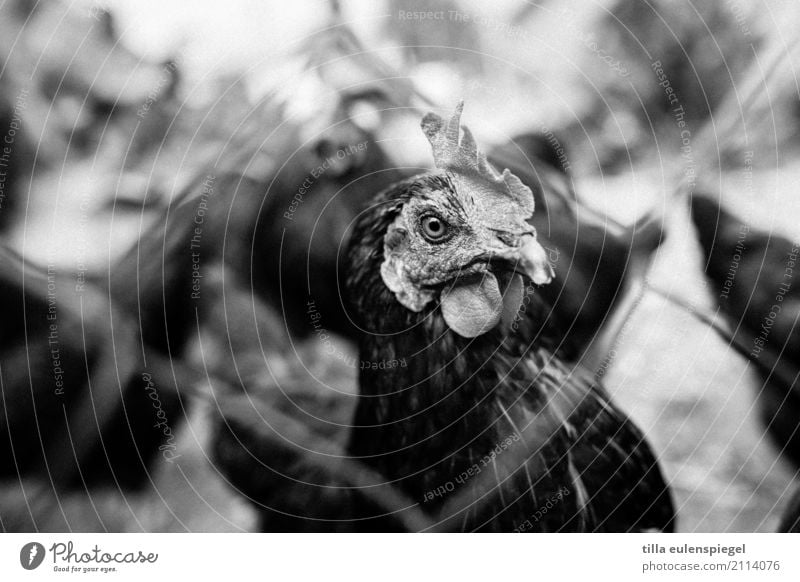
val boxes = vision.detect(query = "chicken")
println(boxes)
[0,0,177,166]
[0,245,181,511]
[212,383,435,532]
[690,194,800,466]
[341,103,675,532]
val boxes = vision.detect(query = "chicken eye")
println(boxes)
[419,214,449,242]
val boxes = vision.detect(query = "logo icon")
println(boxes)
[20,542,45,570]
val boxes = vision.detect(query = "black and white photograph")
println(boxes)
[0,0,799,577]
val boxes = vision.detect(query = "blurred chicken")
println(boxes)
[0,245,181,528]
[490,133,664,362]
[212,379,433,532]
[0,1,177,165]
[341,104,674,532]
[690,194,800,466]
[0,1,205,527]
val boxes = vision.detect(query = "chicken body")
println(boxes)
[690,195,800,467]
[344,161,675,531]
[0,246,178,499]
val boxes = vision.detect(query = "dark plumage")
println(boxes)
[341,109,674,532]
[0,246,179,498]
[213,389,427,532]
[253,119,410,342]
[690,194,800,466]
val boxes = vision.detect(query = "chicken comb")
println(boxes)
[420,101,534,216]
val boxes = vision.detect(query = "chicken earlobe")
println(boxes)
[379,213,437,312]
[379,254,435,312]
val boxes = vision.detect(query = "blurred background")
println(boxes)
[1,0,800,532]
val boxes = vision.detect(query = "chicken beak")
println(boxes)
[519,235,555,286]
